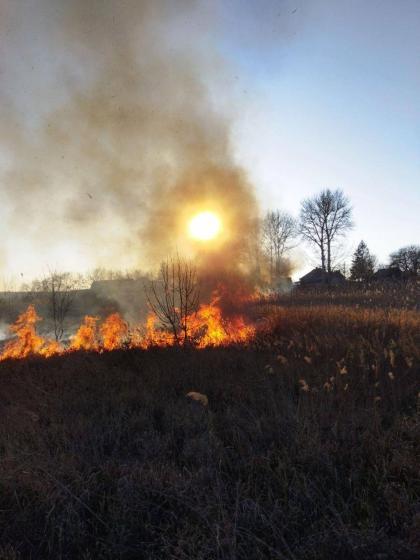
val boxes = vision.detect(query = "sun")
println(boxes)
[188,211,221,241]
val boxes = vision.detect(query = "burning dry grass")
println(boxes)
[0,305,63,361]
[0,300,255,361]
[0,303,418,559]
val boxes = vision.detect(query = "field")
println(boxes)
[0,298,419,559]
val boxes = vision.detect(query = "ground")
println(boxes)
[0,294,419,559]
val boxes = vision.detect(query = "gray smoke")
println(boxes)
[0,0,259,279]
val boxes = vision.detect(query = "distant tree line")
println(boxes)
[2,186,418,334]
[248,188,354,284]
[254,187,418,285]
[11,268,149,341]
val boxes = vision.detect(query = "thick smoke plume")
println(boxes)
[0,0,259,288]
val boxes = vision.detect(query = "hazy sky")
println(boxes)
[0,0,419,283]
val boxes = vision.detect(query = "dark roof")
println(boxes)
[373,267,402,280]
[300,268,346,285]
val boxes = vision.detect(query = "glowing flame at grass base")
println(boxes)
[0,306,63,360]
[0,300,255,361]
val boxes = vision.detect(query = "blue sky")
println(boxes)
[218,0,420,269]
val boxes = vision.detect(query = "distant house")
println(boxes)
[299,268,346,287]
[372,267,402,282]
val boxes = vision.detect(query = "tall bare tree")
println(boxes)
[145,255,200,346]
[300,189,353,272]
[262,210,297,283]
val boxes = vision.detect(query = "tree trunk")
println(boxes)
[327,238,331,273]
[270,247,274,284]
[321,243,326,271]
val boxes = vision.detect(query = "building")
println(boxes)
[372,267,402,281]
[299,268,346,287]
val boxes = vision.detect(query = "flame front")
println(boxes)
[0,300,255,362]
[0,305,44,360]
[191,300,255,347]
[0,305,63,360]
[100,313,128,351]
[70,316,99,351]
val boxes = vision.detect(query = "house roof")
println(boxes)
[300,268,345,283]
[373,267,402,279]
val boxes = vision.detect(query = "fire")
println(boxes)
[0,305,44,360]
[141,313,175,347]
[0,305,63,361]
[192,300,255,347]
[188,211,221,241]
[100,313,128,351]
[40,340,63,358]
[0,299,255,362]
[70,316,99,351]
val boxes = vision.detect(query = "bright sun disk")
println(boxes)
[188,211,221,241]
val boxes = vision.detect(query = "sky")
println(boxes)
[222,0,420,270]
[0,0,419,284]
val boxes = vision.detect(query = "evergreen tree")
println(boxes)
[350,241,376,281]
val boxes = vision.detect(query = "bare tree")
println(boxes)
[262,210,297,283]
[145,255,200,346]
[390,245,420,276]
[88,268,125,283]
[300,189,353,272]
[88,267,149,285]
[41,270,76,341]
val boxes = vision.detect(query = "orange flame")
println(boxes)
[0,305,44,360]
[100,313,128,350]
[0,305,63,361]
[69,316,99,351]
[40,340,63,358]
[190,300,255,347]
[0,299,255,362]
[130,313,175,348]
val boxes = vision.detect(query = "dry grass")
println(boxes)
[0,303,418,559]
[264,280,420,311]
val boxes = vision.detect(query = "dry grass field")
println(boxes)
[0,299,418,559]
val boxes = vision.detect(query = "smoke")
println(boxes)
[0,0,259,284]
[0,321,10,342]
